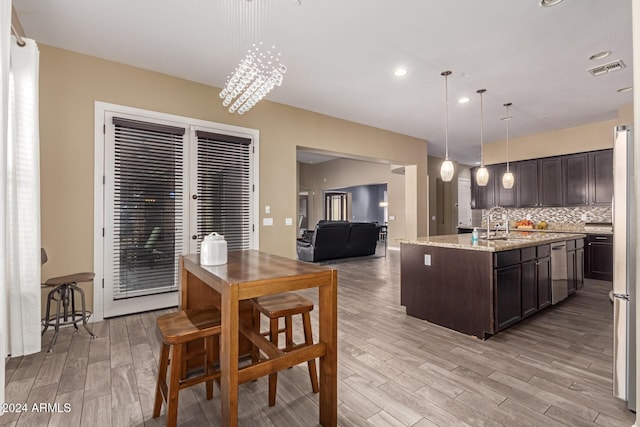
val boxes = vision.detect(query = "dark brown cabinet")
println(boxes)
[521,246,538,318]
[590,150,614,205]
[516,158,561,207]
[476,175,495,209]
[494,245,552,331]
[567,238,585,294]
[536,253,552,309]
[563,150,613,207]
[471,149,612,210]
[516,160,539,207]
[495,262,522,331]
[539,157,562,206]
[494,163,516,207]
[471,165,496,209]
[585,234,613,281]
[563,153,589,206]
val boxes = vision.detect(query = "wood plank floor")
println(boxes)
[3,249,635,426]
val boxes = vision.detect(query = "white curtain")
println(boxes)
[0,19,41,410]
[7,35,41,355]
[0,0,12,411]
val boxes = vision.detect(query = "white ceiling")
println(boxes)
[14,0,633,166]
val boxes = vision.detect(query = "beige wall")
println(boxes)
[38,45,428,314]
[619,103,634,125]
[483,119,618,165]
[298,158,407,248]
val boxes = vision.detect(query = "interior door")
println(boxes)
[457,177,471,226]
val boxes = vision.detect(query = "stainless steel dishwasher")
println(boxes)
[551,242,568,304]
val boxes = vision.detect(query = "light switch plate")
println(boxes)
[263,218,273,226]
[424,254,431,266]
[265,205,271,214]
[285,217,293,226]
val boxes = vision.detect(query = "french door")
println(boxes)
[98,105,257,318]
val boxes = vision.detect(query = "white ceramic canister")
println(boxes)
[200,232,228,266]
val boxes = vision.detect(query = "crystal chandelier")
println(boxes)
[475,88,489,186]
[440,70,454,182]
[219,42,287,115]
[502,102,515,189]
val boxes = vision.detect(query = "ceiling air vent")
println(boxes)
[587,59,626,77]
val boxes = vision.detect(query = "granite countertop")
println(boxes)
[398,231,587,252]
[469,224,613,235]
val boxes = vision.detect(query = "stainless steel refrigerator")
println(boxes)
[613,125,636,411]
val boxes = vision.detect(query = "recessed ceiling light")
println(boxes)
[617,86,633,93]
[539,0,564,7]
[393,68,408,77]
[589,51,611,61]
[458,97,470,104]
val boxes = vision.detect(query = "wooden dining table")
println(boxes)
[179,250,338,426]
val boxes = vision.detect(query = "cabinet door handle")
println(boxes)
[595,236,608,240]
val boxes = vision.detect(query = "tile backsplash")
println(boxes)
[479,206,612,229]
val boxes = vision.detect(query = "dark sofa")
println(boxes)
[296,221,379,262]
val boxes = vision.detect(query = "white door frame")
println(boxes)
[93,101,259,321]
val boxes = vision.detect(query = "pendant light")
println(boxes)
[501,102,515,189]
[440,70,455,182]
[475,89,489,186]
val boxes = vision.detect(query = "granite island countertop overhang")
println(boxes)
[398,231,587,252]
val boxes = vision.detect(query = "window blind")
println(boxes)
[112,117,185,299]
[195,130,252,251]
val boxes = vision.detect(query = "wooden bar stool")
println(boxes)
[250,292,319,406]
[153,308,221,427]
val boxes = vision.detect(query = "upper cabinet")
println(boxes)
[516,160,539,207]
[472,165,496,209]
[538,157,562,207]
[562,153,589,206]
[471,149,612,210]
[494,163,516,208]
[590,150,614,205]
[516,158,561,207]
[563,150,613,207]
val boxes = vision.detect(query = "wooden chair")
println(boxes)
[250,292,319,406]
[153,308,221,427]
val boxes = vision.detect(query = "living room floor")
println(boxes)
[3,248,634,426]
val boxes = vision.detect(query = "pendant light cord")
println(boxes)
[444,75,449,159]
[478,89,486,167]
[504,102,512,173]
[506,104,510,172]
[442,71,451,160]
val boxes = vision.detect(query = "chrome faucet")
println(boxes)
[486,206,509,237]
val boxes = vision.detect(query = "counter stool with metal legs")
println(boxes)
[41,249,96,352]
[250,292,319,406]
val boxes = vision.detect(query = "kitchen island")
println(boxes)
[400,231,586,339]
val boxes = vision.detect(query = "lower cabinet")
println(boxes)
[567,239,585,294]
[536,254,552,309]
[521,260,537,318]
[494,244,552,331]
[585,234,613,281]
[495,263,522,331]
